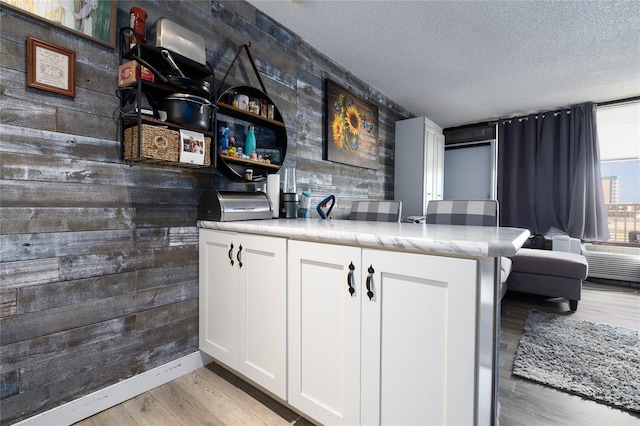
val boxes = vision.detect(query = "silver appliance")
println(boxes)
[199,191,272,221]
[147,18,207,65]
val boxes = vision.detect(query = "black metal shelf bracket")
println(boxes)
[219,42,268,95]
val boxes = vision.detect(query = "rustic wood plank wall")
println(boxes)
[0,1,413,423]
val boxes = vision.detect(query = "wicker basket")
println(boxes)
[123,124,211,167]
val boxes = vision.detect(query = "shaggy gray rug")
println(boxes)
[513,310,640,413]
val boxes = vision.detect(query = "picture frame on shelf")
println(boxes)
[27,37,76,98]
[179,129,206,166]
[1,0,117,49]
[324,79,379,169]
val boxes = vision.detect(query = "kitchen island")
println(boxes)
[198,219,529,426]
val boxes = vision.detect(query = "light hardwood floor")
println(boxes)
[75,361,314,426]
[77,282,639,426]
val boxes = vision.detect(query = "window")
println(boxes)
[596,100,640,244]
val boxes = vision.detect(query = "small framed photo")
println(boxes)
[179,129,206,165]
[27,37,76,98]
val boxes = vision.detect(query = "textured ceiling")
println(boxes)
[246,0,640,128]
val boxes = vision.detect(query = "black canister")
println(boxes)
[281,193,298,218]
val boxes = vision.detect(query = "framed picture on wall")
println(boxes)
[27,37,76,98]
[1,0,117,49]
[324,79,379,169]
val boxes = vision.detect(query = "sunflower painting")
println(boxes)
[325,79,379,169]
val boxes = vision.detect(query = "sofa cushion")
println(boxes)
[501,257,512,282]
[511,248,588,280]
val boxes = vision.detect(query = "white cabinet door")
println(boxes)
[360,248,478,426]
[424,126,437,203]
[236,233,287,399]
[395,117,445,217]
[434,131,445,200]
[424,122,445,204]
[199,229,236,367]
[288,240,361,426]
[199,229,287,399]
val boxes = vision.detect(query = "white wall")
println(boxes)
[444,140,496,200]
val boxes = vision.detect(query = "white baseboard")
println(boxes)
[16,351,214,426]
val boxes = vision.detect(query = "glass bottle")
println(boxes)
[245,125,256,157]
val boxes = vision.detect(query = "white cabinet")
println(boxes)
[288,240,478,425]
[199,229,287,399]
[287,241,361,425]
[360,248,477,426]
[395,116,445,217]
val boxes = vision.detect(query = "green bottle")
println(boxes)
[245,125,256,156]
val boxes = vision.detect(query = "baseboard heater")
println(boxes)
[582,244,640,283]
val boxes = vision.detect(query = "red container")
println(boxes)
[129,7,147,49]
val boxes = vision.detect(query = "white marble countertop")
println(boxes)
[198,219,530,258]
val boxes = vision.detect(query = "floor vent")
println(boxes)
[582,245,640,283]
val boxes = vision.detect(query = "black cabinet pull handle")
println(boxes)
[228,243,234,266]
[237,244,243,268]
[347,262,355,296]
[366,265,375,301]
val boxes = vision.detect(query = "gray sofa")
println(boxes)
[419,200,589,311]
[506,248,589,311]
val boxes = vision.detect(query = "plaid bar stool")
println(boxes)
[426,200,498,226]
[425,200,511,298]
[350,200,403,223]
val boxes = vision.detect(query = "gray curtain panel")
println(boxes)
[497,103,610,241]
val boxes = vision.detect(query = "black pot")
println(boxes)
[159,49,213,97]
[161,93,212,130]
[129,53,212,98]
[164,75,212,98]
